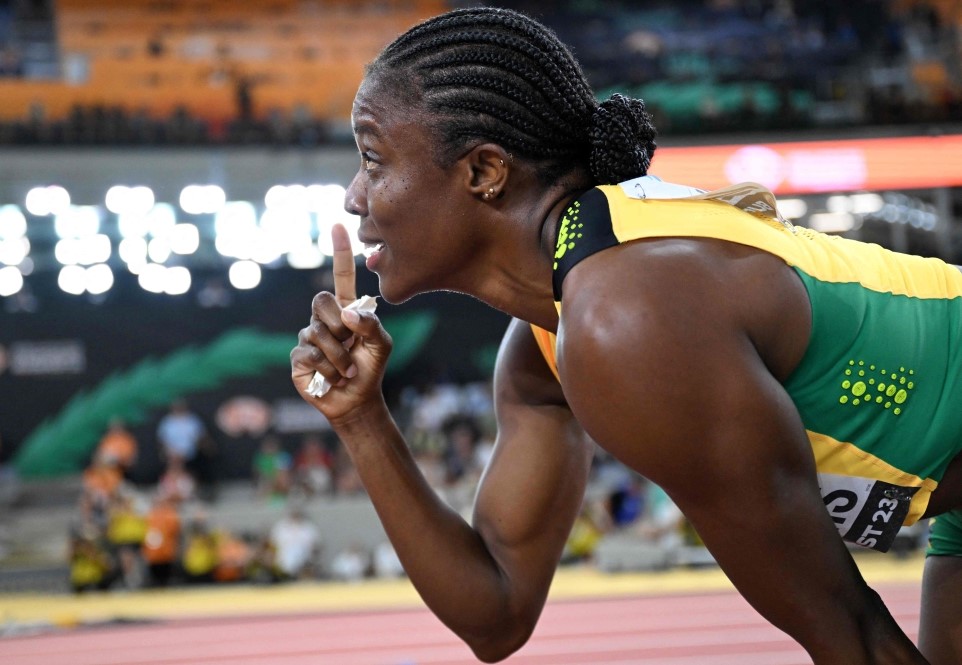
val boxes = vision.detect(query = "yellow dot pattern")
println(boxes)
[553,201,585,270]
[840,359,915,416]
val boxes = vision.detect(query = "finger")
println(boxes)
[341,308,393,356]
[312,292,353,345]
[331,223,357,307]
[293,322,356,387]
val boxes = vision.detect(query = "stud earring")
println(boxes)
[483,187,496,201]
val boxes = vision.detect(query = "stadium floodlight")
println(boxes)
[54,205,101,238]
[138,263,166,293]
[0,205,27,239]
[119,237,148,269]
[808,212,858,234]
[180,184,226,215]
[58,264,86,295]
[77,234,112,265]
[260,208,311,259]
[163,266,191,295]
[147,236,172,264]
[317,209,362,256]
[0,237,29,266]
[169,223,200,255]
[265,184,310,211]
[85,263,114,295]
[106,185,155,216]
[228,260,261,289]
[850,193,884,215]
[146,203,177,238]
[777,198,808,220]
[264,184,288,210]
[0,265,23,296]
[118,211,150,238]
[54,237,81,265]
[287,245,324,269]
[214,201,257,235]
[305,184,345,213]
[25,185,71,217]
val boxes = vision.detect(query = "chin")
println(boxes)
[375,276,420,305]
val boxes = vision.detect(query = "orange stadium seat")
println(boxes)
[1,0,446,124]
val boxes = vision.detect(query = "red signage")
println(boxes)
[651,134,962,195]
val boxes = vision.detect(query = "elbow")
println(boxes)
[463,617,536,663]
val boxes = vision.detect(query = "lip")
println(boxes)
[362,240,385,271]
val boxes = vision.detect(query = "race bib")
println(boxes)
[818,473,918,552]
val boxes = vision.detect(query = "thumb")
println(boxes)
[340,309,392,352]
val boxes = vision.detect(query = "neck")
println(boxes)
[460,183,586,334]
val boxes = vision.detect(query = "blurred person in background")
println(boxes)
[291,6,962,663]
[156,399,205,468]
[95,418,139,480]
[268,503,320,581]
[155,454,196,506]
[141,494,181,587]
[105,491,148,589]
[292,434,334,497]
[252,434,292,500]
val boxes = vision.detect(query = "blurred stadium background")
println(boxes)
[0,0,959,657]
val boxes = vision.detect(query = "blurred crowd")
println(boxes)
[64,378,702,593]
[1,0,961,147]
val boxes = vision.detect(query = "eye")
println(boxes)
[360,152,378,171]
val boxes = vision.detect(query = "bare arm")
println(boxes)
[290,226,593,661]
[558,238,926,664]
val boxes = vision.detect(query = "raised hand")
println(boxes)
[290,223,393,423]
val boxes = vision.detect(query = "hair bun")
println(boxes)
[588,93,657,185]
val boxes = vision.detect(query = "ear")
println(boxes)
[461,143,511,202]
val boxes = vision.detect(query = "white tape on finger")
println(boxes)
[307,295,378,398]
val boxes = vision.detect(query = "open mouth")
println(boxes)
[362,242,385,259]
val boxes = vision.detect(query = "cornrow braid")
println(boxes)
[367,6,657,186]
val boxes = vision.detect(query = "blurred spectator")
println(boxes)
[141,495,182,587]
[329,542,370,582]
[212,529,252,583]
[253,434,292,500]
[95,418,138,479]
[157,399,205,467]
[372,541,405,579]
[268,503,320,580]
[156,455,196,505]
[441,416,482,486]
[332,445,364,495]
[82,451,124,512]
[105,492,148,589]
[562,498,610,564]
[607,475,647,528]
[293,434,334,497]
[181,511,218,584]
[634,483,686,551]
[69,524,116,593]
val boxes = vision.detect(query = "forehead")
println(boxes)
[352,74,423,139]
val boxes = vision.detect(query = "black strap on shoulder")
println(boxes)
[552,187,619,301]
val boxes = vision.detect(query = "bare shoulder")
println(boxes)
[494,317,568,408]
[554,237,811,483]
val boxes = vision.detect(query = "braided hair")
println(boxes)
[367,6,657,186]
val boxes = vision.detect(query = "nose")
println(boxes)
[344,171,367,217]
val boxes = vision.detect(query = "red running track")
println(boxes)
[0,583,921,665]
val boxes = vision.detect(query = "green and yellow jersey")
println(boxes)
[532,177,962,553]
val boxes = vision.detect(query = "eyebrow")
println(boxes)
[352,118,380,138]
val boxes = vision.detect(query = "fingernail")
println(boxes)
[342,309,360,325]
[346,364,358,379]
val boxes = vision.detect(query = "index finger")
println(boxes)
[331,223,357,307]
